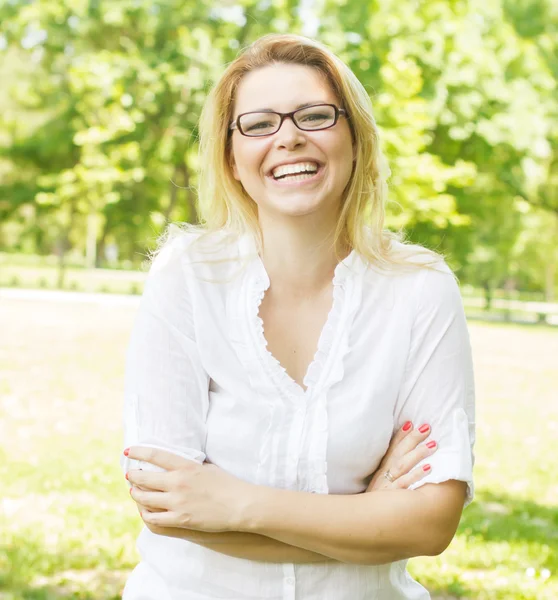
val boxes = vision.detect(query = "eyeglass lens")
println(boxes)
[239,105,336,136]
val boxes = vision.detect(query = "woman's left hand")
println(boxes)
[125,446,256,533]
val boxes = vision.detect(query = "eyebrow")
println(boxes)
[244,101,326,113]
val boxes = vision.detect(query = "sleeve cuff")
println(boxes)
[408,407,475,508]
[119,443,206,484]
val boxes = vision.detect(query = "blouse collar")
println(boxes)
[239,230,367,291]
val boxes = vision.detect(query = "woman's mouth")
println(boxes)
[266,164,325,187]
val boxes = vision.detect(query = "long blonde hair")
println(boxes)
[154,33,441,272]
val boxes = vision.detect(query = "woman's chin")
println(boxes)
[261,198,331,219]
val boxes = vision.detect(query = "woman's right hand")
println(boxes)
[365,421,437,492]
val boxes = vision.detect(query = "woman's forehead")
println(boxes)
[233,64,336,113]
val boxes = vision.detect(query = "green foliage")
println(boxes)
[0,0,556,293]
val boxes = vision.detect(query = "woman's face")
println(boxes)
[229,63,355,221]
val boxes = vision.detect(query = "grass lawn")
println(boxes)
[1,295,556,599]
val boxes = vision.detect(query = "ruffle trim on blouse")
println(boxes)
[304,256,365,495]
[225,235,280,399]
[244,245,367,401]
[250,268,300,398]
[227,233,369,493]
[304,253,365,395]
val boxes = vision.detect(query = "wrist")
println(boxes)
[235,483,273,533]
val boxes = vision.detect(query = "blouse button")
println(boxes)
[286,577,295,586]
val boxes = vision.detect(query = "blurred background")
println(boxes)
[0,0,556,598]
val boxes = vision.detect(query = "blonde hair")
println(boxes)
[153,33,442,273]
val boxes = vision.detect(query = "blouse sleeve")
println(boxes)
[393,264,476,507]
[119,234,210,481]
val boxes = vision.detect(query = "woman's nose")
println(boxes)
[273,117,306,149]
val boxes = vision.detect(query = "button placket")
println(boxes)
[285,406,304,487]
[282,563,296,599]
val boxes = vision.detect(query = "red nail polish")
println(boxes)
[419,424,430,434]
[423,464,431,472]
[123,448,130,456]
[129,487,133,494]
[402,421,412,432]
[125,472,129,480]
[426,441,437,449]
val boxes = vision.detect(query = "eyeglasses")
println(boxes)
[229,103,347,137]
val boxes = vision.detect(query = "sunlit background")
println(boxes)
[1,0,557,598]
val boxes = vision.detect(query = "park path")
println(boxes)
[3,286,556,327]
[0,286,140,306]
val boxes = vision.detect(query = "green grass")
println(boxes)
[1,299,557,598]
[0,263,146,296]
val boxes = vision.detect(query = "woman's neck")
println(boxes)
[257,212,350,299]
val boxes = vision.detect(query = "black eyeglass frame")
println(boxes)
[229,103,348,137]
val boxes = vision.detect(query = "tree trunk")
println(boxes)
[57,201,77,289]
[95,211,112,268]
[483,280,492,311]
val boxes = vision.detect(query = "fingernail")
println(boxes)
[129,487,133,495]
[123,448,130,456]
[402,421,412,432]
[419,424,430,434]
[426,441,437,449]
[125,472,129,480]
[423,464,431,472]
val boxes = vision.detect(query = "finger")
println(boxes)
[393,420,414,443]
[135,500,166,514]
[126,469,170,492]
[391,423,432,458]
[140,509,188,529]
[130,487,173,511]
[394,463,433,489]
[383,421,414,462]
[386,439,438,480]
[125,446,198,471]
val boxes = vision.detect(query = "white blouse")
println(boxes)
[119,228,475,600]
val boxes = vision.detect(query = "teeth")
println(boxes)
[275,172,316,182]
[272,162,319,179]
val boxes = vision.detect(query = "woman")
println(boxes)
[120,33,475,599]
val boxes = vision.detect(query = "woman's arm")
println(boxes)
[232,479,466,565]
[139,423,438,565]
[120,232,210,479]
[145,527,339,564]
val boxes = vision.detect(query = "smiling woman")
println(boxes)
[119,33,475,600]
[230,66,354,225]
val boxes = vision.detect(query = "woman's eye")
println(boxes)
[301,113,328,122]
[247,121,273,130]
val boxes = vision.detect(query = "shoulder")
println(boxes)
[148,223,244,289]
[397,253,464,322]
[385,239,456,281]
[147,223,201,272]
[361,240,461,314]
[148,224,242,277]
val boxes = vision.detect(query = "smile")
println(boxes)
[266,164,324,187]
